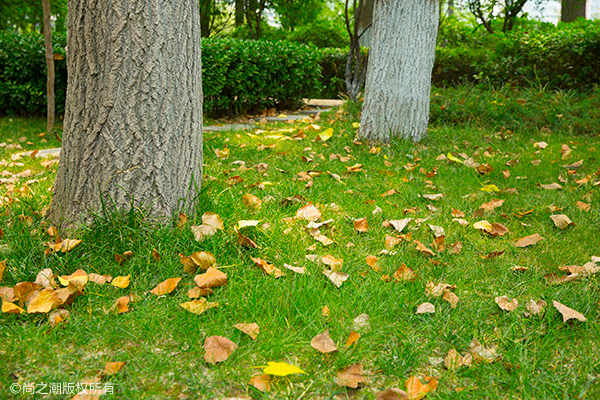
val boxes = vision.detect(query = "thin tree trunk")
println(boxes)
[41,0,55,135]
[561,0,586,22]
[235,0,244,26]
[359,0,439,143]
[47,0,203,227]
[447,0,454,16]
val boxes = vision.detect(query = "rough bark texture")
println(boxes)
[359,0,439,143]
[47,0,203,227]
[41,0,55,135]
[561,0,586,22]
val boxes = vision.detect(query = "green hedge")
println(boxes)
[0,33,321,117]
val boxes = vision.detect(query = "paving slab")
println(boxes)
[303,98,345,108]
[30,148,61,158]
[203,124,255,132]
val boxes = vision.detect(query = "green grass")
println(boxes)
[1,87,599,399]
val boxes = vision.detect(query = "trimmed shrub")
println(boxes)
[0,33,321,117]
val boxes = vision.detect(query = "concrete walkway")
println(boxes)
[27,99,344,159]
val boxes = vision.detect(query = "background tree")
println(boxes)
[358,0,439,143]
[466,0,530,33]
[242,0,267,39]
[47,0,203,226]
[0,0,67,32]
[271,0,324,32]
[344,0,369,101]
[41,0,54,136]
[199,0,233,37]
[561,0,586,21]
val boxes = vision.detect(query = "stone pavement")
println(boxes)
[27,99,344,159]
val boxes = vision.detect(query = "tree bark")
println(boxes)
[358,0,439,143]
[561,0,586,22]
[47,0,203,227]
[41,0,55,135]
[357,0,374,47]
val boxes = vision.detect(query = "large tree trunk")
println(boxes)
[358,0,439,143]
[357,0,374,47]
[47,0,203,227]
[41,0,55,135]
[561,0,586,22]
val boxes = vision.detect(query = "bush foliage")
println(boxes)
[0,34,320,117]
[1,19,599,116]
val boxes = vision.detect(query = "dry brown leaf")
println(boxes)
[179,298,219,315]
[113,296,130,314]
[104,361,126,376]
[250,257,284,277]
[451,208,465,218]
[234,322,259,340]
[524,299,547,317]
[189,251,216,271]
[576,201,591,212]
[337,363,366,388]
[515,233,543,248]
[414,240,435,256]
[203,336,237,364]
[311,329,338,353]
[202,212,224,230]
[235,227,258,248]
[405,376,438,400]
[561,144,572,160]
[46,238,82,253]
[366,255,381,272]
[296,202,321,221]
[27,287,60,313]
[322,255,343,271]
[426,282,455,297]
[2,300,24,314]
[150,277,181,296]
[111,275,130,289]
[323,269,349,288]
[88,273,112,285]
[49,309,70,327]
[473,220,493,233]
[416,303,435,314]
[283,263,308,274]
[346,163,363,173]
[385,234,402,249]
[394,263,416,282]
[345,330,361,346]
[13,281,41,303]
[428,224,445,238]
[545,272,579,285]
[452,218,469,227]
[550,214,574,229]
[249,374,271,392]
[450,241,462,254]
[310,229,334,246]
[58,269,88,293]
[114,250,134,264]
[444,348,464,371]
[388,218,412,233]
[478,199,505,213]
[151,248,161,262]
[322,305,330,317]
[467,338,498,363]
[559,262,599,275]
[54,284,78,306]
[187,286,212,298]
[243,193,262,210]
[489,222,509,237]
[495,295,518,312]
[376,388,408,400]
[552,300,586,322]
[442,289,459,308]
[0,260,5,283]
[422,193,443,201]
[354,217,368,232]
[35,268,56,288]
[194,267,227,288]
[540,183,562,190]
[190,224,218,241]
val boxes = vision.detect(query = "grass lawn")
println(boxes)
[0,87,599,399]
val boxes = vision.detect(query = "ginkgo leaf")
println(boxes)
[345,331,361,347]
[337,363,366,388]
[150,277,181,295]
[234,323,259,340]
[0,260,5,283]
[311,329,337,353]
[552,300,586,322]
[113,296,130,314]
[251,257,284,278]
[237,220,261,229]
[480,184,500,192]
[366,255,381,272]
[262,361,305,376]
[58,269,88,293]
[447,153,463,164]
[194,267,227,288]
[319,128,334,141]
[111,275,130,289]
[203,336,237,364]
[179,298,219,315]
[473,220,493,233]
